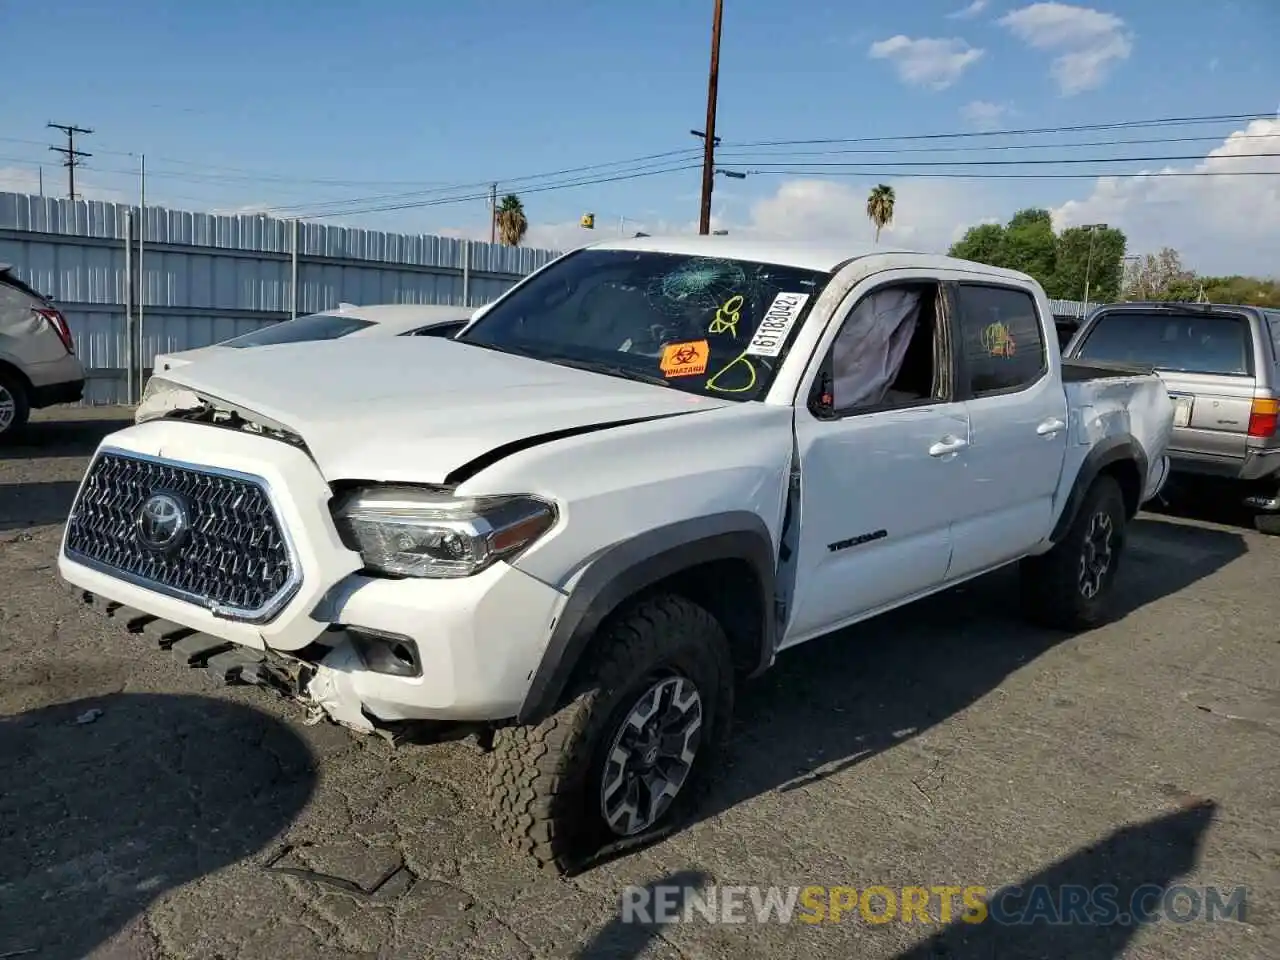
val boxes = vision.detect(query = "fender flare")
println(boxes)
[515,511,777,726]
[1049,434,1148,544]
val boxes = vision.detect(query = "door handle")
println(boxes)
[929,435,968,457]
[1036,417,1067,436]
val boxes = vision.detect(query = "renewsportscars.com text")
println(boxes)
[620,884,1248,927]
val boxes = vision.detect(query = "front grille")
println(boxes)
[64,452,298,620]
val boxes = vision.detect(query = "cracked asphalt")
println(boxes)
[1,406,1277,960]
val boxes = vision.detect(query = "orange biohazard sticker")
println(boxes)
[660,339,710,377]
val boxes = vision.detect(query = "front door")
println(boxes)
[782,278,970,647]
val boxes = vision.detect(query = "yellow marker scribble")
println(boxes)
[981,321,1016,358]
[705,348,757,393]
[708,294,744,337]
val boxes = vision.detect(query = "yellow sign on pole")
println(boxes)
[580,213,595,229]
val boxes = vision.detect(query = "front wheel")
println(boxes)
[488,594,734,873]
[1020,474,1128,631]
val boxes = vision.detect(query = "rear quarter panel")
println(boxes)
[1064,373,1174,502]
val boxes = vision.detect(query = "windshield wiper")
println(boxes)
[546,357,671,387]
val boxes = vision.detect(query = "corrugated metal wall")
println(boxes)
[0,191,563,404]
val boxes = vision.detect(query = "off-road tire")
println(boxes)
[0,368,30,443]
[1253,512,1280,536]
[488,594,734,874]
[1020,474,1127,631]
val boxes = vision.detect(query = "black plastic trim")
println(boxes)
[29,377,84,408]
[1049,434,1147,544]
[516,510,777,726]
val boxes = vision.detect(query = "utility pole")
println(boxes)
[1081,222,1107,315]
[697,0,724,235]
[47,122,93,200]
[489,183,498,244]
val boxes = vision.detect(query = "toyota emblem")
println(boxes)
[136,492,189,551]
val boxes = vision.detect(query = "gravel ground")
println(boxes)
[1,406,1276,960]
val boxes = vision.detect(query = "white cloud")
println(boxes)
[734,177,1001,252]
[868,36,985,91]
[999,3,1133,95]
[1051,118,1280,276]
[703,120,1279,279]
[961,100,1012,131]
[948,0,989,19]
[0,166,130,204]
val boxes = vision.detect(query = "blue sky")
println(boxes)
[2,0,1278,273]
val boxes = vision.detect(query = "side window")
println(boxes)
[955,284,1046,396]
[1265,311,1280,364]
[815,282,945,415]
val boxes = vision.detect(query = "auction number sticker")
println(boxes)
[746,292,810,358]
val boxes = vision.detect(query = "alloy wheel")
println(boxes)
[599,675,703,836]
[1078,510,1115,599]
[0,384,15,433]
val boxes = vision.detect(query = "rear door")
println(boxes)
[1070,308,1257,471]
[946,281,1070,578]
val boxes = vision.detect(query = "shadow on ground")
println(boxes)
[892,800,1219,959]
[0,480,82,531]
[0,415,132,461]
[574,805,1218,959]
[673,513,1246,851]
[0,692,316,960]
[574,870,710,959]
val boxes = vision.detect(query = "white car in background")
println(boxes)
[152,303,476,375]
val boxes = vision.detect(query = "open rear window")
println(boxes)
[1074,310,1252,376]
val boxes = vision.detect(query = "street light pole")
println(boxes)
[697,0,724,236]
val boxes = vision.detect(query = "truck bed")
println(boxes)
[1062,358,1156,381]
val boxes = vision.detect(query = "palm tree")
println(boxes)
[495,194,528,247]
[866,184,895,243]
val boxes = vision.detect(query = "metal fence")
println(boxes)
[0,191,563,404]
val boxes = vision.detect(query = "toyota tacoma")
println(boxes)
[58,237,1174,872]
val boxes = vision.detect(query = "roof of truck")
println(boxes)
[583,234,1038,284]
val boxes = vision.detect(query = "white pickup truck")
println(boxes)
[59,237,1173,873]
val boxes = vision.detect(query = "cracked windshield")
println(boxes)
[459,249,829,400]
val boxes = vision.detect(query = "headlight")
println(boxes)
[333,486,556,578]
[135,376,202,424]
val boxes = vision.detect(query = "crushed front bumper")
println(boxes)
[59,420,570,733]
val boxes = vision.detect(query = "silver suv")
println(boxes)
[0,264,86,441]
[1065,301,1280,532]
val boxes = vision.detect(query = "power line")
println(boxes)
[746,169,1280,180]
[726,111,1279,149]
[291,162,703,221]
[717,131,1280,160]
[259,148,702,217]
[47,122,93,199]
[733,151,1280,170]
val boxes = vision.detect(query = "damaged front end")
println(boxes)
[79,591,495,746]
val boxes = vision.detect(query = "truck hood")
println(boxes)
[149,337,729,483]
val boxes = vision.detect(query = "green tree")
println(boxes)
[997,208,1057,284]
[495,194,528,247]
[1199,275,1280,308]
[1122,248,1199,301]
[866,184,895,243]
[948,223,1005,265]
[1050,225,1126,302]
[950,209,1128,301]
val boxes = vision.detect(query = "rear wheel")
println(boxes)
[0,369,30,442]
[488,594,734,874]
[1020,475,1128,631]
